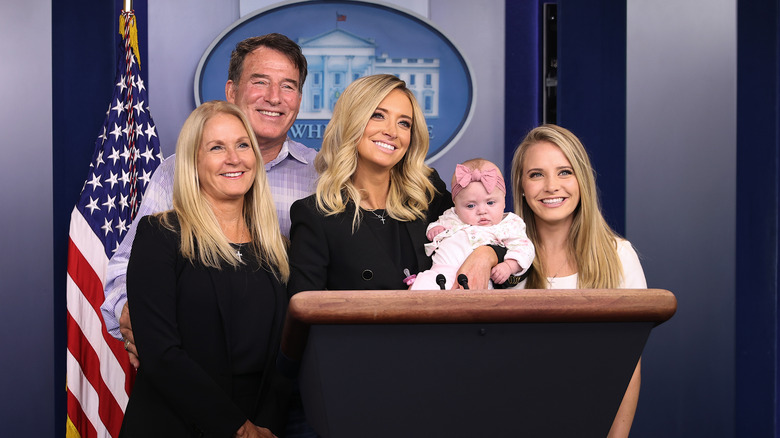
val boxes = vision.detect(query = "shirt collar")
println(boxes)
[265,138,311,169]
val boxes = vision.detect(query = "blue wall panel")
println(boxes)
[504,0,543,209]
[736,0,779,435]
[52,0,117,432]
[557,0,626,235]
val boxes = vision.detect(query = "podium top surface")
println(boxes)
[286,288,677,325]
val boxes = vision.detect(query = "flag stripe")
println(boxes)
[66,311,124,436]
[69,208,109,284]
[66,352,108,438]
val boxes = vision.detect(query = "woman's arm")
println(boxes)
[128,216,246,436]
[608,360,641,438]
[608,240,646,436]
[288,198,330,295]
[453,246,499,289]
[617,240,647,288]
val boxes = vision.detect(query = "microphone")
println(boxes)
[457,274,470,290]
[435,274,446,290]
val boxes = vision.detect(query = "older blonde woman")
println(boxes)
[510,124,646,438]
[121,101,290,438]
[289,74,499,294]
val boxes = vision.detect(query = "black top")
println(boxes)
[225,243,277,414]
[288,170,454,294]
[121,214,290,437]
[360,208,419,279]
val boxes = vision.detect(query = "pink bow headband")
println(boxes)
[450,164,506,200]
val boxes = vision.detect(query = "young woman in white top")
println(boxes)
[510,124,646,438]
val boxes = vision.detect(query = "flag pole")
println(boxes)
[124,0,132,12]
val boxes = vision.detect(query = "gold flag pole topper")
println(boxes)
[119,0,140,68]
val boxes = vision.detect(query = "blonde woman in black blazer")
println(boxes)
[122,102,290,438]
[289,75,500,295]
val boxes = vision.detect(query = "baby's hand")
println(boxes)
[491,258,522,284]
[427,226,445,241]
[490,262,513,284]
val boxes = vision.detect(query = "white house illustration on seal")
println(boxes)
[298,28,440,119]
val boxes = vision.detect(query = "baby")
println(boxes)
[410,159,535,290]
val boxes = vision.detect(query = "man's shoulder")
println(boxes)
[145,154,175,190]
[156,154,176,174]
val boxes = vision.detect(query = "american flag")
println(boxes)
[65,10,161,438]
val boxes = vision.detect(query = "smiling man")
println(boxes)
[101,33,317,346]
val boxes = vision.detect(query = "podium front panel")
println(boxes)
[298,321,651,438]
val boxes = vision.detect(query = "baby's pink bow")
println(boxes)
[451,164,506,200]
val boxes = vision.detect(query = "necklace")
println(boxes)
[234,227,248,261]
[367,209,387,224]
[550,255,569,279]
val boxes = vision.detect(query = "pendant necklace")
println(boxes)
[234,227,247,260]
[550,254,569,280]
[368,209,387,224]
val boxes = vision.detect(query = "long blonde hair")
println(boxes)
[511,124,621,289]
[163,100,289,281]
[314,74,436,231]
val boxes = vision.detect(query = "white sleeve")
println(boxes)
[499,213,535,274]
[100,155,175,339]
[427,207,459,233]
[617,239,647,289]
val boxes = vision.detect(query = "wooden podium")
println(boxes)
[281,289,676,438]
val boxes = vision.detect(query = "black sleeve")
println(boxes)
[288,197,330,296]
[489,244,507,263]
[127,216,246,436]
[427,168,455,222]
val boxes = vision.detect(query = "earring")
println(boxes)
[521,193,525,197]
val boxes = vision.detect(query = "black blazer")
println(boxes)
[121,215,291,437]
[288,170,453,295]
